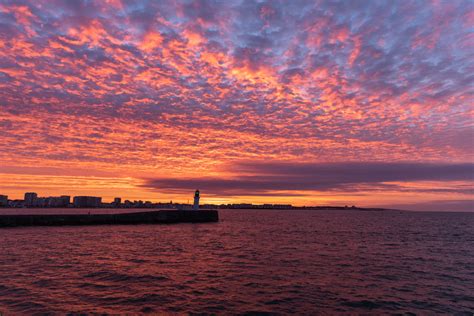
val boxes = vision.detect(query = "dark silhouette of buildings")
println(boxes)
[24,192,38,207]
[0,195,8,207]
[0,191,309,210]
[73,196,102,208]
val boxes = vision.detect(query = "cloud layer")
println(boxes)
[144,161,474,196]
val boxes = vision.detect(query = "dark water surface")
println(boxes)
[0,209,473,314]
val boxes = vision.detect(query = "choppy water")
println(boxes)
[0,209,473,315]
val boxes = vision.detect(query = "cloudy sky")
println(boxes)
[0,0,473,210]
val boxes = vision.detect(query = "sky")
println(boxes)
[0,0,473,211]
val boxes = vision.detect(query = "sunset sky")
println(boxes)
[0,0,473,211]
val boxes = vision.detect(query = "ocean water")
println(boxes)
[0,209,473,314]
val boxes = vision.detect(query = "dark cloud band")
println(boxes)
[143,161,474,196]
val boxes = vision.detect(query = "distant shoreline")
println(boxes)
[0,206,400,212]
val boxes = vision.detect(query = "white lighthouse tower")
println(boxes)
[193,190,200,210]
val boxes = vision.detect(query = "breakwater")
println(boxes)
[0,210,219,227]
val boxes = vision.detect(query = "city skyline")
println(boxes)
[0,190,296,209]
[0,1,473,211]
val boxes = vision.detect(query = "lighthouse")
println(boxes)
[193,190,200,210]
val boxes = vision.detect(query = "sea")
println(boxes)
[0,209,473,315]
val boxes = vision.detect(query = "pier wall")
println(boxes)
[0,210,219,227]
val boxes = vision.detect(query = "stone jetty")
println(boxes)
[0,210,219,227]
